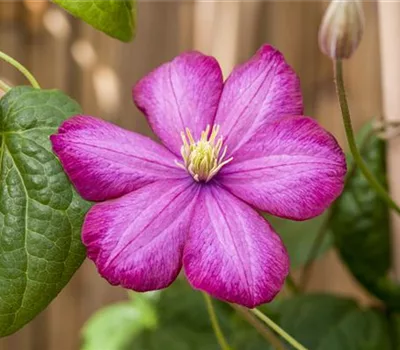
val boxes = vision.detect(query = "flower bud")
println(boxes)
[319,0,365,60]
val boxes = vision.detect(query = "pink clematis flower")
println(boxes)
[51,45,346,308]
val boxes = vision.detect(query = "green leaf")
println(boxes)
[267,211,332,269]
[82,292,158,350]
[53,0,136,42]
[278,294,391,349]
[330,123,400,308]
[0,86,91,336]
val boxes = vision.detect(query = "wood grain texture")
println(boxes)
[379,1,400,283]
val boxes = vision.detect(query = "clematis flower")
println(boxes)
[51,45,346,308]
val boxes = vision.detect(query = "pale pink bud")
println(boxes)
[319,0,365,60]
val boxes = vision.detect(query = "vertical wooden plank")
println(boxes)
[345,1,381,129]
[0,2,25,87]
[235,2,264,63]
[193,0,217,53]
[193,1,244,76]
[178,1,195,52]
[378,1,400,281]
[126,1,186,134]
[260,1,323,111]
[209,2,241,76]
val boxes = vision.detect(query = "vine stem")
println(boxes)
[251,308,309,350]
[0,51,40,89]
[202,293,232,350]
[334,60,400,215]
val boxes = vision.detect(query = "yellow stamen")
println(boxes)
[175,124,233,182]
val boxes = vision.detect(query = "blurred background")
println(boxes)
[0,1,381,349]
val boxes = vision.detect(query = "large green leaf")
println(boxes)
[331,124,400,308]
[82,292,158,350]
[278,294,391,349]
[0,86,91,336]
[53,0,136,42]
[267,211,332,269]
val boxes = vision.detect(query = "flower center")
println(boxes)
[176,125,233,182]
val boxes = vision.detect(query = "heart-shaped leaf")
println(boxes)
[53,0,136,42]
[0,86,91,336]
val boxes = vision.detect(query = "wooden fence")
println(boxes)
[0,1,382,349]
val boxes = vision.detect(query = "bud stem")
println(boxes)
[334,59,400,215]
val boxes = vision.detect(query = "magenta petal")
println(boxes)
[133,52,223,155]
[183,185,289,308]
[214,44,303,156]
[51,115,186,201]
[83,179,199,291]
[219,117,346,220]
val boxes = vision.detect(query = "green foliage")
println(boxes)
[53,0,136,42]
[331,124,400,308]
[0,86,91,336]
[83,280,275,350]
[83,283,394,350]
[267,211,332,269]
[82,292,159,350]
[278,294,391,349]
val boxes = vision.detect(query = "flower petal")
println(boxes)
[214,44,303,156]
[183,185,289,308]
[133,52,223,155]
[51,115,186,201]
[218,117,346,220]
[83,179,199,291]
